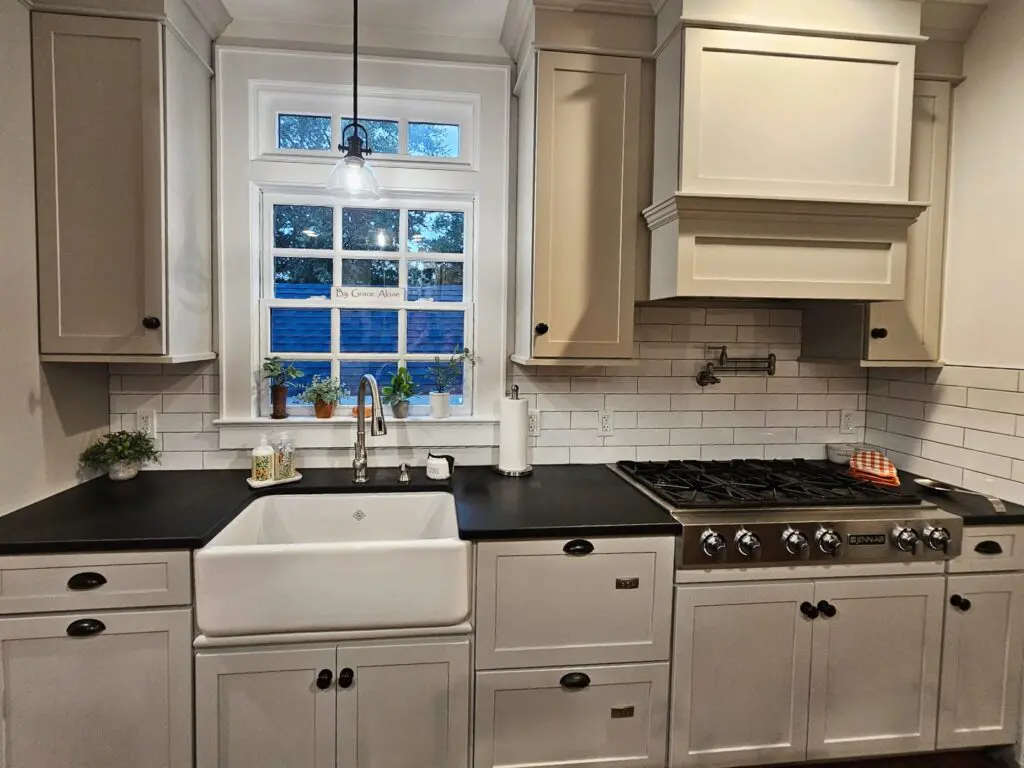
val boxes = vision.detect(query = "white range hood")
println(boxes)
[644,0,929,302]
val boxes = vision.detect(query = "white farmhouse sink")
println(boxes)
[194,492,470,636]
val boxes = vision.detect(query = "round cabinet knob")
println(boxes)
[316,669,334,690]
[924,525,952,553]
[735,529,762,560]
[816,528,843,557]
[950,594,972,612]
[894,527,924,555]
[800,601,819,619]
[782,528,810,560]
[142,316,161,330]
[870,327,889,340]
[534,322,549,335]
[817,600,838,618]
[700,530,727,561]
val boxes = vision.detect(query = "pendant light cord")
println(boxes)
[352,0,359,127]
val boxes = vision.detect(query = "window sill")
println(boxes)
[215,416,499,450]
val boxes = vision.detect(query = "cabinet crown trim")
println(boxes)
[643,194,928,231]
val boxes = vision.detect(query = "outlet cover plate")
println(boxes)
[839,409,856,435]
[527,410,540,437]
[598,410,614,436]
[137,410,157,437]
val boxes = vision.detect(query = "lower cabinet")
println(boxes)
[474,662,669,768]
[196,637,470,768]
[937,573,1024,749]
[0,607,193,768]
[671,577,945,768]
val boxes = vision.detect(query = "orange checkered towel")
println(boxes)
[849,449,901,487]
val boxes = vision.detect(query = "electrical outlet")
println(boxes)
[137,409,157,437]
[839,409,856,435]
[527,410,540,437]
[598,410,614,437]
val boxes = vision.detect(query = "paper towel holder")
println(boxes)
[494,384,534,478]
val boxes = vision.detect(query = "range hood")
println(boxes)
[644,0,929,301]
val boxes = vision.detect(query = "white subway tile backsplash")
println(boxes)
[162,432,220,452]
[797,394,860,411]
[671,428,734,445]
[702,411,766,428]
[155,413,205,433]
[701,444,764,461]
[672,394,736,411]
[765,444,827,460]
[536,393,605,412]
[887,381,967,407]
[961,470,1024,507]
[162,394,219,413]
[604,429,670,446]
[637,446,700,461]
[569,446,636,464]
[153,452,204,470]
[672,325,738,343]
[539,412,570,430]
[767,377,827,394]
[885,451,965,487]
[866,395,925,420]
[571,377,637,393]
[637,377,705,394]
[924,402,1016,435]
[738,326,800,344]
[511,376,571,394]
[607,394,672,411]
[932,366,1019,391]
[531,446,571,465]
[733,428,796,445]
[828,378,868,394]
[885,415,964,447]
[766,411,828,428]
[735,394,797,411]
[920,441,1013,478]
[795,427,863,444]
[570,411,599,430]
[638,307,705,325]
[864,428,922,456]
[110,393,162,414]
[866,412,887,430]
[613,411,638,430]
[769,309,802,327]
[634,324,673,342]
[966,388,1024,416]
[705,308,770,326]
[536,430,603,447]
[697,377,768,394]
[121,374,204,395]
[963,429,1024,461]
[637,411,702,429]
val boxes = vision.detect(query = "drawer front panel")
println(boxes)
[475,537,674,669]
[474,663,669,768]
[0,551,192,614]
[949,527,1024,573]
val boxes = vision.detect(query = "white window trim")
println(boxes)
[215,47,511,449]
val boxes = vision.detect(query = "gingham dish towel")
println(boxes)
[849,449,901,487]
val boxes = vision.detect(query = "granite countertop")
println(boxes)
[899,470,1024,527]
[0,465,679,555]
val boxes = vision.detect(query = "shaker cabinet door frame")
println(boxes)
[33,13,166,355]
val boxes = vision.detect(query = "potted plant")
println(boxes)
[262,356,303,419]
[298,375,346,418]
[80,430,160,481]
[382,367,417,418]
[426,347,475,418]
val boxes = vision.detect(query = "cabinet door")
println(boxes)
[670,582,814,768]
[807,577,944,761]
[33,14,166,355]
[336,639,469,768]
[938,573,1024,749]
[0,608,191,768]
[867,80,952,361]
[196,645,337,768]
[532,51,639,359]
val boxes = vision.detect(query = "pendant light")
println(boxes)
[327,0,381,199]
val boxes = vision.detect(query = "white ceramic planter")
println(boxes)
[108,461,141,481]
[429,392,450,418]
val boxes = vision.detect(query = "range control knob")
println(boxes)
[894,527,924,555]
[782,528,810,560]
[816,528,843,557]
[735,529,762,560]
[923,525,952,553]
[700,530,727,561]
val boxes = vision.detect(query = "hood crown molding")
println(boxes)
[501,0,655,61]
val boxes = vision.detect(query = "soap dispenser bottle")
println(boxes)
[251,435,275,483]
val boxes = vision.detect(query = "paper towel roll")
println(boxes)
[498,396,530,472]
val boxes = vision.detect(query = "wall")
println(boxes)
[940,0,1024,366]
[110,306,868,469]
[0,0,108,515]
[866,366,1024,505]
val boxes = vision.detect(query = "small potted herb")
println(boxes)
[426,347,475,418]
[382,367,418,418]
[298,375,346,419]
[262,356,303,419]
[80,430,160,481]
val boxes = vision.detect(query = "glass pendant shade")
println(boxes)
[327,154,381,199]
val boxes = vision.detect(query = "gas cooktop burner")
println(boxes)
[615,458,918,509]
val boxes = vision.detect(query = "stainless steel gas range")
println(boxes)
[610,459,963,569]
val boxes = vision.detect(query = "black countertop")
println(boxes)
[899,471,1024,526]
[0,465,679,555]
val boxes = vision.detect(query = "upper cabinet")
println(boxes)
[32,11,216,363]
[802,78,954,365]
[511,50,644,364]
[643,0,927,303]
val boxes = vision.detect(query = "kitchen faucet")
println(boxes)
[353,373,387,484]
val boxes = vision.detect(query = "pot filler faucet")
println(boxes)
[353,373,387,484]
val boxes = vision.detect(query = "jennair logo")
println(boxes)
[848,533,887,546]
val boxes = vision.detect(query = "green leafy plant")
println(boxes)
[382,367,418,405]
[262,356,303,388]
[79,431,160,470]
[297,375,347,405]
[427,347,476,394]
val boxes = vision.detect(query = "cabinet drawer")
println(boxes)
[475,537,674,669]
[948,527,1024,573]
[0,551,192,614]
[474,663,669,768]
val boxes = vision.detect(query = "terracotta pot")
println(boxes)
[270,384,289,419]
[313,401,335,419]
[392,400,410,419]
[108,461,140,481]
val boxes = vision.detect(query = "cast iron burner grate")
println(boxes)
[615,459,917,509]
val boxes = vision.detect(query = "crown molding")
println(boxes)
[501,0,656,59]
[182,0,230,39]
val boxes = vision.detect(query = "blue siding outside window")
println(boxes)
[270,308,330,353]
[340,310,399,353]
[408,310,464,354]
